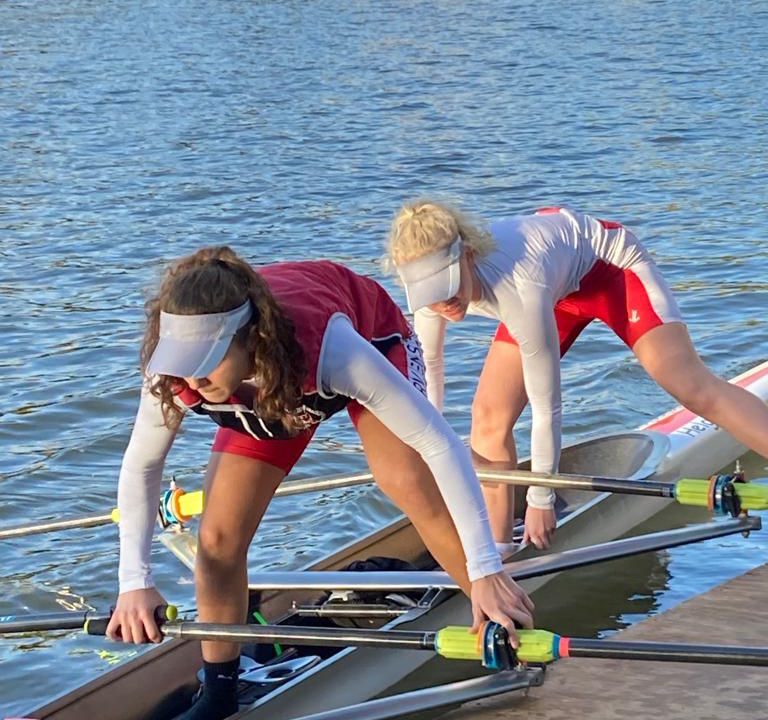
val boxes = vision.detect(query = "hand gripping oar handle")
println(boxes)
[435,622,516,669]
[0,604,177,636]
[85,604,178,636]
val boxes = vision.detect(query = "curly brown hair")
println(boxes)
[141,246,307,433]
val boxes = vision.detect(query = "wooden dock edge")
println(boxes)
[444,563,768,719]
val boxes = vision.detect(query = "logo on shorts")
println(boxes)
[629,310,640,323]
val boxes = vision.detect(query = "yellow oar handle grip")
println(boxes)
[675,477,768,512]
[178,490,204,518]
[516,629,561,663]
[435,627,562,664]
[435,626,485,661]
[111,490,204,525]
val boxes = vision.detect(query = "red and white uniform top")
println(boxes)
[118,261,501,592]
[173,261,414,440]
[415,207,681,506]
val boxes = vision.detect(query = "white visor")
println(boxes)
[395,237,462,312]
[147,299,252,378]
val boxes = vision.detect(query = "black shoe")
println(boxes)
[176,685,238,720]
[177,659,240,720]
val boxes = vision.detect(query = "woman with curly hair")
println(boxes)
[106,246,533,720]
[387,200,768,553]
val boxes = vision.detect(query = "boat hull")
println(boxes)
[26,361,768,720]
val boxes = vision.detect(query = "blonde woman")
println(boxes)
[387,201,768,552]
[107,247,533,720]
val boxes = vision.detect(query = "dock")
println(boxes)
[444,563,768,719]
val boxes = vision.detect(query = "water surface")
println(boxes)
[1,1,767,715]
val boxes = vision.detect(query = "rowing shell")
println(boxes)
[25,360,768,720]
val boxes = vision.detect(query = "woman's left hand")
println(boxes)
[470,571,535,646]
[523,506,557,549]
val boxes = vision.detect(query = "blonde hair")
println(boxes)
[386,199,496,267]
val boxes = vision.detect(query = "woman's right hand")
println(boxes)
[469,571,535,646]
[106,587,168,644]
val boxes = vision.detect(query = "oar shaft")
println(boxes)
[479,469,768,513]
[275,471,374,497]
[5,466,763,541]
[0,471,376,540]
[116,471,378,524]
[163,622,436,652]
[0,514,114,540]
[163,623,768,670]
[565,638,768,666]
[0,610,103,634]
[479,469,675,498]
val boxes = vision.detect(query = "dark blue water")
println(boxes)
[1,1,767,714]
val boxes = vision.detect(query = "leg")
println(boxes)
[179,429,314,720]
[355,406,535,632]
[633,322,768,457]
[355,407,471,593]
[470,340,528,543]
[196,452,284,663]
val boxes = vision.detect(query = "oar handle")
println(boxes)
[676,475,768,514]
[436,623,516,669]
[0,604,178,636]
[110,490,204,526]
[85,604,178,636]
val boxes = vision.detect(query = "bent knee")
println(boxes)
[471,398,516,445]
[377,471,443,516]
[197,521,249,565]
[377,469,428,499]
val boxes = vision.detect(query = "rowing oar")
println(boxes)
[4,465,764,541]
[0,469,376,540]
[160,621,768,669]
[479,468,768,516]
[0,487,202,540]
[0,604,178,636]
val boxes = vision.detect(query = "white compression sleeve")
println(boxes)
[413,308,447,411]
[510,284,560,509]
[117,384,179,593]
[319,316,502,581]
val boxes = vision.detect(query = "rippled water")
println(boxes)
[1,0,767,715]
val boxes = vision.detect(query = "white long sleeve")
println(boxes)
[413,308,447,411]
[319,315,502,581]
[412,286,559,509]
[117,384,180,593]
[507,283,559,509]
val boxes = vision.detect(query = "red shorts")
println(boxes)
[211,333,426,473]
[494,259,682,354]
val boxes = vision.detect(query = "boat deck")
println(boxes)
[444,562,768,720]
